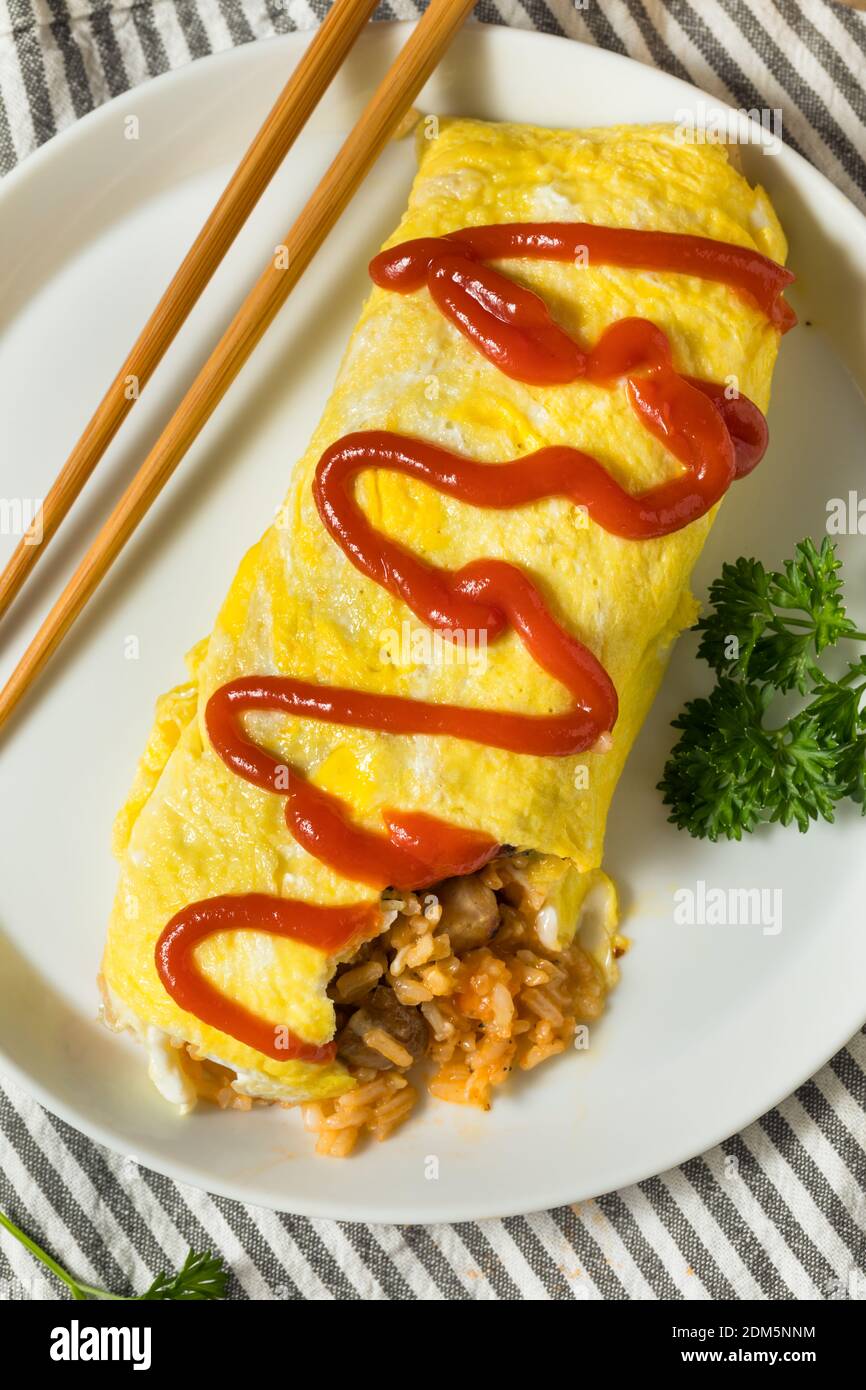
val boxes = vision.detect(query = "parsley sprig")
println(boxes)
[0,1208,227,1301]
[659,539,866,840]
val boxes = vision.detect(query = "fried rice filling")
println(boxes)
[303,851,611,1157]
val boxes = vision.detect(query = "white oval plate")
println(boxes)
[1,24,865,1224]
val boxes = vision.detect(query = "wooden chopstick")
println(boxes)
[0,0,379,627]
[0,0,476,735]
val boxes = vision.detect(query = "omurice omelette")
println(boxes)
[101,118,794,1154]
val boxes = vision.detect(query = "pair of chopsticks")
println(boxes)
[0,0,476,733]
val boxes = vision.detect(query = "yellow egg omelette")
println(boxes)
[101,118,790,1133]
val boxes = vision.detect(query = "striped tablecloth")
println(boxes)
[1,0,864,1301]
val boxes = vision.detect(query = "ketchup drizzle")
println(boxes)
[156,221,792,1060]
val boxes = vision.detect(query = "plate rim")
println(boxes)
[1,21,865,1224]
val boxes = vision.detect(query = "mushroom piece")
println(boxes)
[336,986,428,1071]
[435,874,500,954]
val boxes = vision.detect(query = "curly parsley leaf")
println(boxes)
[658,679,842,840]
[660,539,866,840]
[695,537,860,693]
[694,554,774,678]
[802,658,866,811]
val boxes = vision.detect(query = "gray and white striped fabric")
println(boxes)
[1,1,865,1301]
